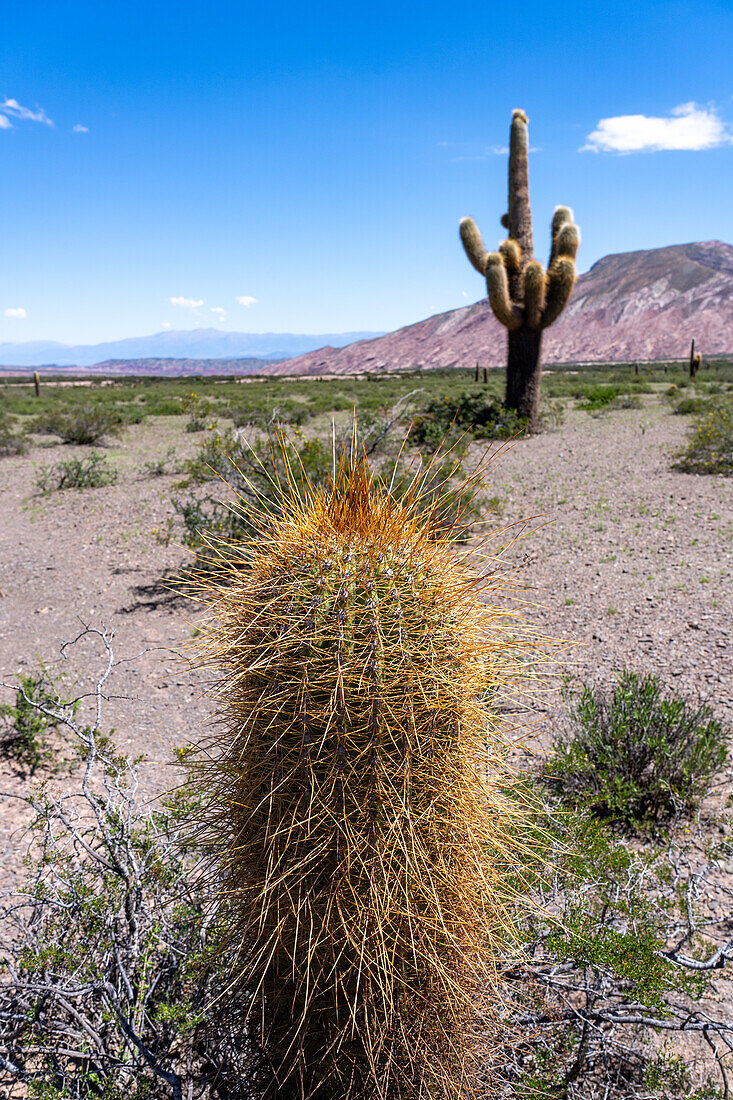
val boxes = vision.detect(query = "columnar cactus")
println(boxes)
[191,442,539,1099]
[460,109,580,431]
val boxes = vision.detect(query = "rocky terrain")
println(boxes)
[263,240,733,375]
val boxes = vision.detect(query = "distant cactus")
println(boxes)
[33,371,40,398]
[690,339,702,378]
[190,439,541,1099]
[460,109,580,431]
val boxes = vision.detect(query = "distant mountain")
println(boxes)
[0,328,384,368]
[261,241,733,376]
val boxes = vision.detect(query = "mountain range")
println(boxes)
[0,328,384,368]
[3,241,732,375]
[261,240,733,376]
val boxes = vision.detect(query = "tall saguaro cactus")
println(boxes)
[460,109,580,431]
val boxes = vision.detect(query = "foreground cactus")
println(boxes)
[190,440,540,1099]
[460,109,580,431]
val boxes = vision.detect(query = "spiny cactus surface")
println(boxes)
[190,441,542,1099]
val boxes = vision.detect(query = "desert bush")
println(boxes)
[0,409,29,455]
[411,391,527,444]
[143,396,187,416]
[35,451,118,492]
[543,672,728,824]
[0,630,251,1099]
[673,396,714,415]
[31,403,124,444]
[504,801,728,1097]
[0,668,75,772]
[674,403,733,475]
[142,446,180,477]
[577,384,626,410]
[228,399,311,428]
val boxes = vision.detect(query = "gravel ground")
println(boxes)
[1,401,731,839]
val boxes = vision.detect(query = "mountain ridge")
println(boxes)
[261,241,733,376]
[0,327,385,368]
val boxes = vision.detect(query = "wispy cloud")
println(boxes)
[72,124,89,133]
[4,307,28,319]
[210,306,227,322]
[582,102,732,153]
[168,296,204,313]
[0,97,54,129]
[236,295,258,308]
[161,321,172,330]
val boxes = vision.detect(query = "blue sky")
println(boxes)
[2,0,732,344]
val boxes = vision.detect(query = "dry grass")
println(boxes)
[186,435,548,1099]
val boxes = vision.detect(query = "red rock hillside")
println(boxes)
[263,241,733,375]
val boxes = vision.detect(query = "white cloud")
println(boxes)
[72,124,89,133]
[0,97,54,129]
[161,321,172,330]
[168,295,204,312]
[4,307,28,319]
[236,295,258,308]
[210,306,227,322]
[583,102,732,153]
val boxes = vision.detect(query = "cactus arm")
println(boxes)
[540,256,576,329]
[549,205,573,266]
[498,238,521,273]
[523,261,546,330]
[459,217,489,275]
[485,254,523,331]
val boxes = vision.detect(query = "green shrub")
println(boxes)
[141,446,179,477]
[0,410,29,455]
[673,396,713,415]
[0,670,74,772]
[35,451,118,492]
[544,672,728,824]
[674,403,733,474]
[0,655,249,1099]
[412,391,527,444]
[577,384,626,410]
[31,404,124,444]
[228,399,311,428]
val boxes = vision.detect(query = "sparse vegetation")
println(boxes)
[411,390,527,443]
[544,671,729,824]
[35,451,119,492]
[31,403,127,444]
[674,402,733,475]
[0,409,29,455]
[0,668,74,772]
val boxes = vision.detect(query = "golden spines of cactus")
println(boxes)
[459,216,489,274]
[541,255,576,328]
[188,438,545,1100]
[486,253,523,331]
[498,237,522,271]
[523,260,546,330]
